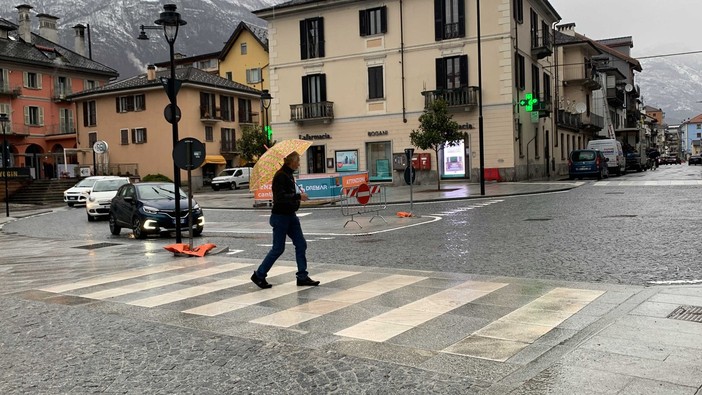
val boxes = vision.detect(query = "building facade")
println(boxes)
[254,0,561,183]
[69,67,262,187]
[0,5,118,179]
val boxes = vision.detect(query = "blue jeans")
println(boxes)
[256,213,309,280]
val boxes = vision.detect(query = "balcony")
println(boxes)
[200,107,221,124]
[582,113,604,132]
[0,85,21,98]
[45,123,77,136]
[533,99,552,118]
[531,30,553,59]
[238,112,259,126]
[422,86,480,110]
[290,101,334,123]
[220,141,237,153]
[5,123,30,136]
[52,89,72,102]
[607,87,625,107]
[557,109,582,131]
[562,64,601,91]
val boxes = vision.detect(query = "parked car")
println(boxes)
[625,151,646,172]
[586,139,626,175]
[109,182,204,239]
[568,149,609,180]
[660,155,681,165]
[211,167,251,191]
[64,176,120,207]
[689,155,702,165]
[85,177,131,221]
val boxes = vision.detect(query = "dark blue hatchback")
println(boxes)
[568,149,609,180]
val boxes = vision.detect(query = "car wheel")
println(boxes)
[87,214,95,222]
[228,182,234,190]
[132,217,147,239]
[232,182,238,190]
[67,202,74,207]
[193,227,203,237]
[212,185,220,191]
[568,175,574,180]
[109,214,121,235]
[597,169,603,180]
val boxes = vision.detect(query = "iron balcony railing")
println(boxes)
[0,85,22,98]
[531,30,553,59]
[290,101,334,122]
[238,112,259,125]
[582,113,604,130]
[422,86,480,109]
[557,110,582,130]
[220,141,237,153]
[607,87,625,106]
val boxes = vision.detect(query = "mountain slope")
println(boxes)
[638,55,702,124]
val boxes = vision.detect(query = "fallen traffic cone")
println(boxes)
[396,211,414,217]
[164,243,217,257]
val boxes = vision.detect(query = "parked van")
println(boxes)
[586,139,626,175]
[211,167,251,190]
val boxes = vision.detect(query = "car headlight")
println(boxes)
[88,196,96,202]
[142,205,159,214]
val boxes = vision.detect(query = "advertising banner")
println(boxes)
[442,141,465,178]
[335,150,358,172]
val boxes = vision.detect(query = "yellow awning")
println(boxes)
[204,155,227,165]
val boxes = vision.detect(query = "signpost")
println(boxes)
[173,137,205,248]
[404,148,415,215]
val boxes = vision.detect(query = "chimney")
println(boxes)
[147,64,156,81]
[73,24,86,57]
[37,13,59,43]
[16,4,33,43]
[556,22,576,37]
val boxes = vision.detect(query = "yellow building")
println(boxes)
[219,21,270,92]
[69,66,262,187]
[254,0,561,182]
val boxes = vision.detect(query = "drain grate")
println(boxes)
[667,305,702,323]
[73,242,122,250]
[524,218,552,221]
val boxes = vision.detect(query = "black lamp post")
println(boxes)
[477,0,485,195]
[138,4,187,243]
[261,89,272,143]
[0,113,10,217]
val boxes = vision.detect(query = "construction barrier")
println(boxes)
[340,183,387,228]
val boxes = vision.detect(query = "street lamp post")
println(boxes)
[138,4,187,243]
[476,0,485,196]
[0,113,10,217]
[261,89,272,143]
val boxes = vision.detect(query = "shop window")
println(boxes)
[366,141,392,181]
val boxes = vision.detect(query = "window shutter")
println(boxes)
[116,97,120,113]
[300,20,308,60]
[435,58,446,90]
[302,76,310,104]
[38,107,44,125]
[458,0,466,37]
[131,128,135,144]
[24,106,29,125]
[36,73,42,89]
[359,10,367,36]
[434,0,443,40]
[320,74,327,101]
[317,18,325,57]
[143,129,147,143]
[67,78,72,93]
[68,109,74,131]
[83,102,88,126]
[59,108,66,126]
[54,77,59,94]
[23,72,28,87]
[380,6,388,33]
[459,55,468,87]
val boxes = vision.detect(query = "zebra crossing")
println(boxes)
[38,260,604,363]
[595,180,702,186]
[429,199,503,216]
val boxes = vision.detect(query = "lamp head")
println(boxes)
[137,26,149,40]
[261,89,272,109]
[0,113,8,126]
[155,4,187,44]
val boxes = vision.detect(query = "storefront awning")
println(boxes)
[204,155,226,165]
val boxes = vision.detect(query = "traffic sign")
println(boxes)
[356,183,371,205]
[404,166,416,185]
[173,138,205,170]
[164,104,181,124]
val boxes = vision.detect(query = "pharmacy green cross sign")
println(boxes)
[519,93,539,112]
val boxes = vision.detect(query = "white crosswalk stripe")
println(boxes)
[595,180,702,186]
[430,199,503,216]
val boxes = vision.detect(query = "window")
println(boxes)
[221,128,235,152]
[240,43,247,55]
[225,71,233,81]
[24,106,44,126]
[205,126,213,142]
[246,68,261,84]
[513,0,523,23]
[436,55,468,90]
[560,134,565,159]
[697,124,701,130]
[23,71,42,89]
[88,132,97,148]
[55,76,71,97]
[300,17,325,60]
[530,9,538,48]
[131,128,147,144]
[302,74,327,104]
[83,100,96,126]
[0,68,7,90]
[200,92,216,118]
[366,141,392,181]
[515,53,525,90]
[220,95,235,121]
[434,0,465,40]
[531,64,540,97]
[359,6,387,36]
[120,129,129,145]
[368,66,384,100]
[116,94,146,113]
[543,72,551,102]
[534,127,539,158]
[197,59,215,69]
[58,108,74,133]
[0,104,10,122]
[238,98,252,123]
[84,79,97,90]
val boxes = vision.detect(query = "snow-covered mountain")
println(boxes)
[638,55,702,124]
[0,0,280,78]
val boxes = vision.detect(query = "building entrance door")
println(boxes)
[307,145,326,173]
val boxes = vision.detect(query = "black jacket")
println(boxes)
[271,165,301,215]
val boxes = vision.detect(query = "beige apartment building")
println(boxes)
[69,66,262,186]
[254,0,561,182]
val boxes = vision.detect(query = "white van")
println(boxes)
[211,167,251,190]
[586,139,626,175]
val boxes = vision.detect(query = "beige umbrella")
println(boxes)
[249,139,313,191]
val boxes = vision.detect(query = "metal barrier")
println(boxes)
[340,183,387,228]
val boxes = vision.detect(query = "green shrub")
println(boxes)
[141,173,172,182]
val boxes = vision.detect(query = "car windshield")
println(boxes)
[572,151,596,161]
[218,169,236,176]
[136,184,187,200]
[75,178,98,188]
[92,179,128,192]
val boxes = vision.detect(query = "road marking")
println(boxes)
[182,270,358,316]
[595,180,702,186]
[443,287,604,362]
[226,250,244,255]
[251,274,426,328]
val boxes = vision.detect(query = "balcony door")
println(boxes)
[302,74,326,118]
[307,145,325,174]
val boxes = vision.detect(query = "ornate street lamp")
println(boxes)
[0,113,10,217]
[137,4,187,243]
[261,89,272,142]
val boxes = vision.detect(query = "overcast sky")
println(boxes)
[548,0,700,57]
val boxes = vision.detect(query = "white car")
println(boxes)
[64,176,120,207]
[85,177,131,221]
